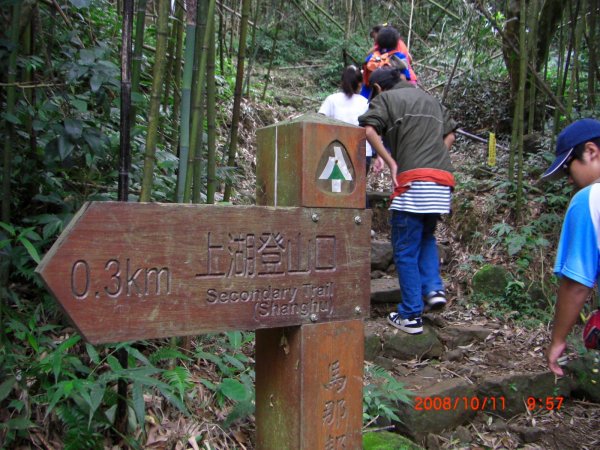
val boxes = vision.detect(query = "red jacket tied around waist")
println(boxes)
[391,168,455,199]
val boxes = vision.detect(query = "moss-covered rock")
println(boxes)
[472,264,511,297]
[363,431,424,450]
[382,326,443,360]
[567,351,600,403]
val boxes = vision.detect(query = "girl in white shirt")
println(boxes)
[318,66,373,166]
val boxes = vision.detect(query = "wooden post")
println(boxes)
[36,113,371,450]
[255,113,370,449]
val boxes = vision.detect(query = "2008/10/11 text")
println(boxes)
[414,396,506,411]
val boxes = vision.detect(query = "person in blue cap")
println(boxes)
[542,118,600,376]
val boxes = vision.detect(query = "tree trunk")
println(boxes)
[139,0,170,202]
[223,0,251,202]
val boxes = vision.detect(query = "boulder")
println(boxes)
[382,326,443,360]
[394,378,477,440]
[436,325,494,349]
[371,240,394,271]
[567,351,600,403]
[472,264,510,297]
[477,371,574,417]
[365,331,382,361]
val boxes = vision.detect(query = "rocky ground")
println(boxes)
[214,65,600,449]
[368,251,600,450]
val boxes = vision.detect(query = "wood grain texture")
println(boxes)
[36,202,370,344]
[256,320,364,450]
[256,113,367,208]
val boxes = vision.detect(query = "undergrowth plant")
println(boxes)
[193,331,255,428]
[363,364,412,428]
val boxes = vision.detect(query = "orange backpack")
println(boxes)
[362,50,406,87]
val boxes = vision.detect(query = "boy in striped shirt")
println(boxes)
[359,66,457,334]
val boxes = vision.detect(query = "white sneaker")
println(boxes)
[387,312,423,334]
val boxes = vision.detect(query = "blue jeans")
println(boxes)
[390,211,444,319]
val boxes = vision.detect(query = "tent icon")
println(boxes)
[318,145,353,193]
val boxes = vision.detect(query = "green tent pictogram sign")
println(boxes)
[318,145,353,192]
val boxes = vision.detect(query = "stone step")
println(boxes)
[370,277,400,304]
[362,315,599,448]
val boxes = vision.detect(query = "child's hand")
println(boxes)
[372,157,385,173]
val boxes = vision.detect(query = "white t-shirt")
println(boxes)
[318,92,372,156]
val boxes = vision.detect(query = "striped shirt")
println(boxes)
[389,181,451,214]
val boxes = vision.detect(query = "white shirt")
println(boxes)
[318,92,372,156]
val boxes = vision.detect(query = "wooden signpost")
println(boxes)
[36,113,371,449]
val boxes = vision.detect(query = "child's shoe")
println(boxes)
[425,290,447,311]
[387,312,423,334]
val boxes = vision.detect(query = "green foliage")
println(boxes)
[0,304,197,447]
[363,430,425,450]
[0,221,43,280]
[363,364,412,427]
[194,332,255,427]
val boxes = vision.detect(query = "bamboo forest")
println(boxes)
[1,0,599,449]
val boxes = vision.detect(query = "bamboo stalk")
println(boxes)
[514,0,527,219]
[175,0,197,203]
[139,0,170,202]
[115,0,134,436]
[304,0,344,33]
[2,1,21,224]
[289,0,320,33]
[162,2,178,116]
[422,0,461,21]
[23,8,36,156]
[186,0,216,203]
[170,0,185,146]
[206,18,217,204]
[473,0,569,119]
[223,0,251,201]
[587,0,597,108]
[119,0,134,203]
[261,4,283,101]
[243,0,261,98]
[527,0,539,133]
[130,0,147,123]
[218,5,225,74]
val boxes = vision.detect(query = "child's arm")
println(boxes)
[547,277,591,376]
[365,125,398,188]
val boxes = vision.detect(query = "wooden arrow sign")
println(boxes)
[36,202,371,344]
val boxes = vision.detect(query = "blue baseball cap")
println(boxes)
[542,118,600,179]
